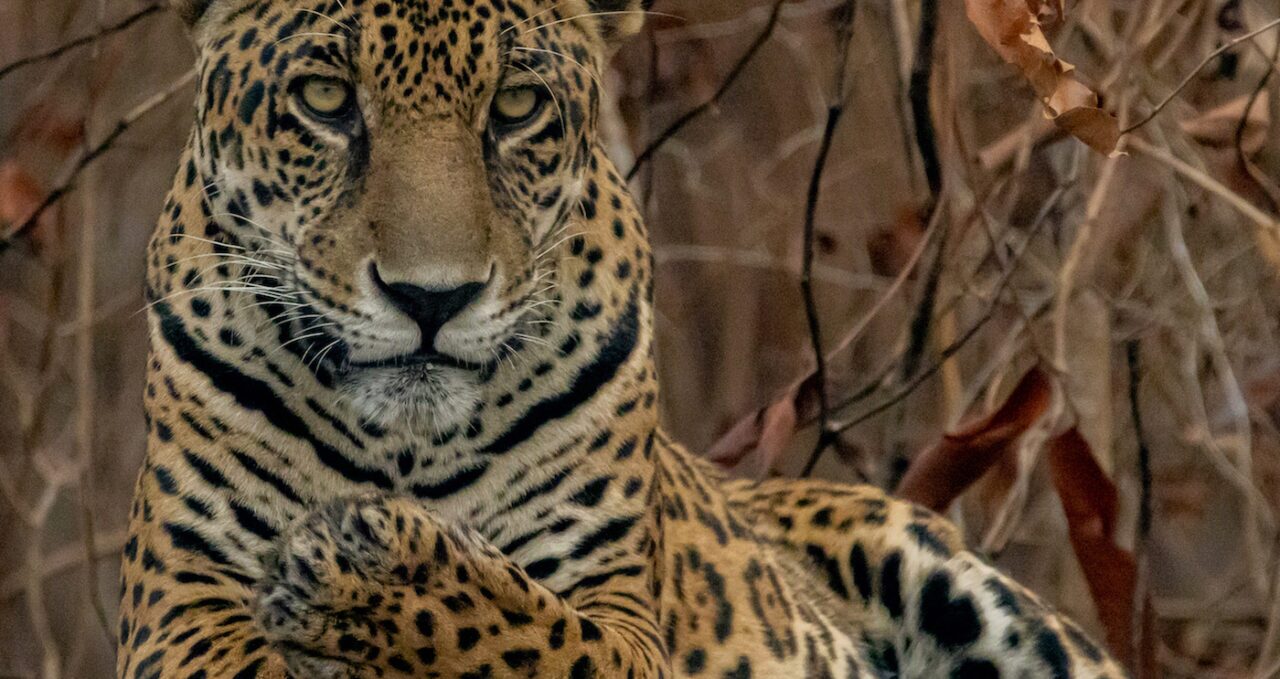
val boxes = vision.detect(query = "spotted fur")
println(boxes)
[118,0,1128,677]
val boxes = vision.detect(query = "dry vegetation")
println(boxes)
[2,0,1279,677]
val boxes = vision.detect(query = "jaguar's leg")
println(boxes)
[725,478,1128,679]
[254,494,666,679]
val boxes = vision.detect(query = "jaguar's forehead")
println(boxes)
[206,0,591,117]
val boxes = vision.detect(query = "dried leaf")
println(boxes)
[11,102,85,154]
[0,162,41,224]
[964,0,1120,154]
[867,205,927,277]
[719,397,798,476]
[0,160,54,249]
[1048,428,1156,676]
[707,375,813,477]
[895,367,1053,512]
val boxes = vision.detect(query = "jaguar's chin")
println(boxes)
[337,363,482,437]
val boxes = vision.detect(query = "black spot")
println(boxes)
[526,558,560,580]
[951,659,1000,679]
[579,618,602,641]
[415,610,435,637]
[502,648,540,671]
[570,476,611,507]
[848,542,873,603]
[919,571,982,650]
[457,626,481,651]
[549,619,566,649]
[239,80,265,124]
[880,551,903,619]
[984,577,1022,616]
[683,648,706,674]
[1034,628,1072,679]
[570,655,595,679]
[908,522,952,556]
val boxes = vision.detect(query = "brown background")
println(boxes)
[2,0,1279,676]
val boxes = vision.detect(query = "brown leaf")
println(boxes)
[705,397,796,477]
[0,162,41,224]
[866,205,927,277]
[1048,428,1156,676]
[895,367,1053,512]
[11,103,85,155]
[707,368,836,477]
[1055,105,1122,156]
[707,381,804,477]
[964,0,1120,154]
[0,160,55,249]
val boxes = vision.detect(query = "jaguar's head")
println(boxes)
[172,0,649,431]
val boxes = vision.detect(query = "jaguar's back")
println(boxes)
[118,0,1127,677]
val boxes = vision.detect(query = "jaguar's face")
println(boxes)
[184,0,643,431]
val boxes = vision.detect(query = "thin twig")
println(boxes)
[0,3,166,85]
[1258,559,1280,677]
[877,0,944,484]
[798,0,858,477]
[888,0,919,191]
[0,530,128,600]
[1052,146,1124,373]
[1123,16,1280,134]
[0,68,196,254]
[1233,21,1280,213]
[1126,339,1153,679]
[799,108,844,475]
[1128,137,1280,268]
[625,0,786,181]
[77,0,115,650]
[908,0,942,199]
[833,194,1057,434]
[834,294,1049,434]
[1160,187,1273,593]
[653,244,885,291]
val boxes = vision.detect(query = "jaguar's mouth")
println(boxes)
[334,346,486,434]
[345,350,486,373]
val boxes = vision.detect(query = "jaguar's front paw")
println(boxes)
[253,494,445,677]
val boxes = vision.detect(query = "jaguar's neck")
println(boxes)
[144,142,662,519]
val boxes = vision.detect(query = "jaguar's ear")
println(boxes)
[586,0,654,45]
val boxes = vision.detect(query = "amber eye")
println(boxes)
[491,86,544,125]
[296,76,354,119]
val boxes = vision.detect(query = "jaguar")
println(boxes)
[117,0,1129,677]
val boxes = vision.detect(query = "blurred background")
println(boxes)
[2,0,1279,676]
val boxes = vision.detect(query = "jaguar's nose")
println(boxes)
[371,263,485,349]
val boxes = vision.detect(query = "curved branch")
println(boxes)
[625,0,786,181]
[0,3,167,85]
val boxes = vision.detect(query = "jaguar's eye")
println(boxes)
[296,76,354,119]
[491,86,544,125]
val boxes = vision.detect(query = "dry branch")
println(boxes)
[799,0,858,472]
[1123,16,1280,134]
[0,68,195,253]
[625,0,787,181]
[0,3,166,85]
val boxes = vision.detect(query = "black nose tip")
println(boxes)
[371,264,485,349]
